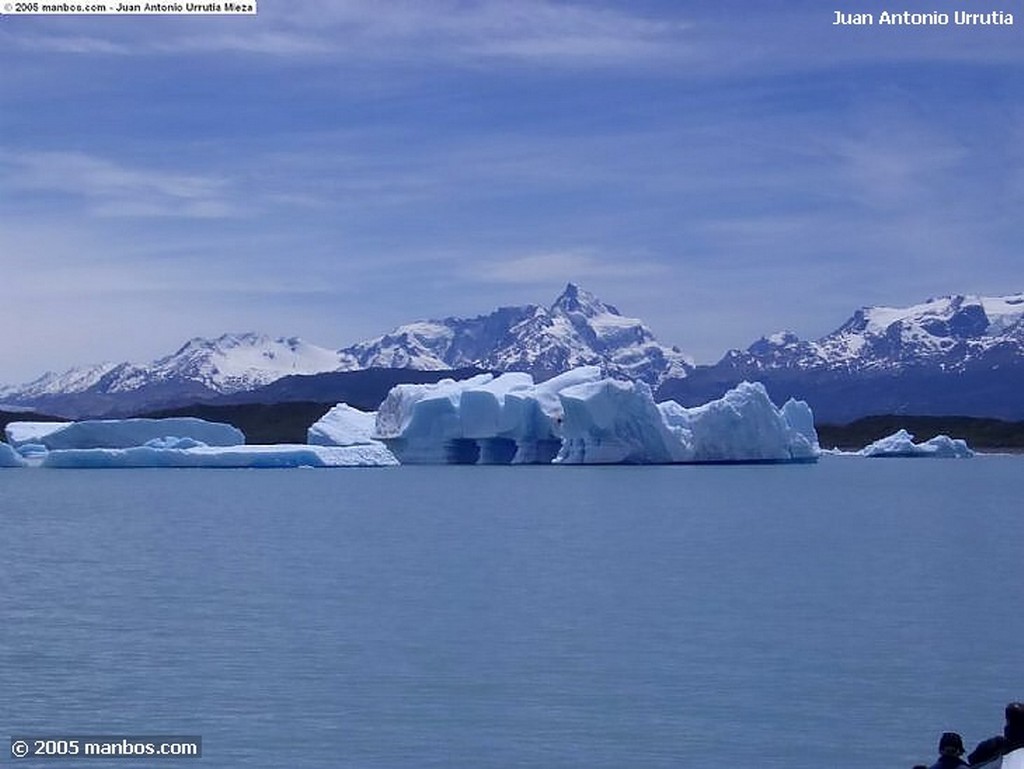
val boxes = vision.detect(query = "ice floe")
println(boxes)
[6,417,243,450]
[858,429,974,458]
[40,443,398,469]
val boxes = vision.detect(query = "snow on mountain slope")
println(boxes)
[337,320,462,371]
[721,293,1024,373]
[340,284,692,385]
[99,333,350,394]
[0,333,349,413]
[0,362,120,401]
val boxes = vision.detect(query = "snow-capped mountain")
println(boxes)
[719,293,1024,374]
[0,362,120,402]
[104,333,350,394]
[1,285,691,417]
[1,333,350,417]
[659,292,1024,422]
[339,283,693,384]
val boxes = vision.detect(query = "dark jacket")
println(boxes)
[971,727,1024,766]
[970,737,1008,766]
[930,756,969,769]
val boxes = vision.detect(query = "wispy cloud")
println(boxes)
[10,33,135,54]
[1,0,693,66]
[473,249,669,285]
[152,30,338,56]
[831,127,968,212]
[255,0,693,65]
[0,151,238,218]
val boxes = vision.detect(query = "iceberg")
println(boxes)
[308,403,384,446]
[563,379,818,464]
[41,443,398,469]
[0,441,27,467]
[6,417,244,450]
[658,383,819,463]
[557,378,687,464]
[375,368,607,464]
[306,403,398,464]
[375,373,496,463]
[375,368,819,465]
[4,421,72,448]
[859,429,974,458]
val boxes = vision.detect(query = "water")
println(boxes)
[2,457,1022,768]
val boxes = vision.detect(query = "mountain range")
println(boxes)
[0,284,691,418]
[2,286,1022,422]
[658,292,1024,422]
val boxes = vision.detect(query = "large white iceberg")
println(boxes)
[561,379,818,464]
[859,429,974,458]
[0,442,27,467]
[40,443,398,468]
[6,417,244,450]
[375,368,608,464]
[375,369,819,465]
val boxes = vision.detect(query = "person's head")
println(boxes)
[1005,702,1024,741]
[939,732,965,757]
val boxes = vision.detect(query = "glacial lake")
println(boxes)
[2,456,1022,769]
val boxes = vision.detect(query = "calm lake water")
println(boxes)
[2,457,1022,768]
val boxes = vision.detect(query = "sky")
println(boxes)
[1,0,1022,383]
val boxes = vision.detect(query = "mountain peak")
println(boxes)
[339,283,689,384]
[550,283,620,318]
[172,332,266,356]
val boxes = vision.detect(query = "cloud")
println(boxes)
[1,0,694,66]
[0,151,239,218]
[831,128,968,212]
[152,30,338,56]
[10,34,135,54]
[262,0,692,63]
[474,250,669,285]
[432,0,690,64]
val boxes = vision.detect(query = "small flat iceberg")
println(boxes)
[41,443,398,468]
[6,417,244,450]
[859,429,974,458]
[4,420,73,447]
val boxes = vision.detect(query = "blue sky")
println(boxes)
[1,0,1022,381]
